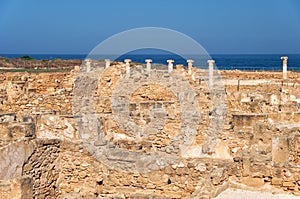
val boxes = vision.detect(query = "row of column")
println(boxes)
[118,59,214,88]
[103,59,215,74]
[87,57,289,80]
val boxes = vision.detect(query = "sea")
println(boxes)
[1,54,300,71]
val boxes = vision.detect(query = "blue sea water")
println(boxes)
[1,54,300,71]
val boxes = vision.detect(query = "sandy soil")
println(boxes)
[214,188,300,199]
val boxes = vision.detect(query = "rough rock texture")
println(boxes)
[0,63,300,198]
[22,139,61,199]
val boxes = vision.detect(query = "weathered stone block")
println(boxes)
[232,113,268,130]
[272,137,289,163]
[271,177,282,185]
[0,177,33,199]
[282,181,295,187]
[242,157,251,177]
[241,177,265,187]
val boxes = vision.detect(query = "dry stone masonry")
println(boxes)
[0,58,300,198]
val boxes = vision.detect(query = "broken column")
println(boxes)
[124,59,131,78]
[207,60,215,88]
[167,60,174,73]
[145,59,152,74]
[281,56,288,79]
[85,59,91,72]
[187,59,194,75]
[105,59,111,68]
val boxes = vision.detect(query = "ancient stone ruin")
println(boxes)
[0,58,300,198]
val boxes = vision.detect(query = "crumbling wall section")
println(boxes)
[22,139,61,199]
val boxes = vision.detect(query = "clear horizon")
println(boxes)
[0,0,300,55]
[0,53,300,57]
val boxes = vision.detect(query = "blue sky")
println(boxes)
[0,0,299,54]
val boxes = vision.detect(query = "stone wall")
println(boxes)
[22,139,61,199]
[0,72,74,115]
[0,63,300,198]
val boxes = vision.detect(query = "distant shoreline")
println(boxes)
[1,53,300,60]
[0,54,300,71]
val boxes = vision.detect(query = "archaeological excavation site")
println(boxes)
[1,58,300,199]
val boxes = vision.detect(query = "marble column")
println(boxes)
[208,60,215,88]
[281,56,288,79]
[85,59,91,72]
[145,59,152,74]
[105,59,111,68]
[187,59,194,75]
[167,60,174,73]
[124,59,131,78]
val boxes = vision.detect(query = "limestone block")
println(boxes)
[283,181,295,187]
[232,113,268,129]
[271,177,283,185]
[272,137,289,163]
[37,115,77,141]
[0,140,34,180]
[241,177,265,187]
[242,158,251,177]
